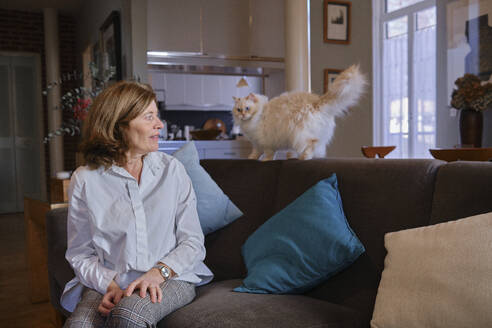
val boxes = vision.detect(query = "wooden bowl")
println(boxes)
[190,129,221,140]
[429,148,492,162]
[203,118,226,134]
[361,146,396,158]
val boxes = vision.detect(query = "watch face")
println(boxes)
[160,266,170,278]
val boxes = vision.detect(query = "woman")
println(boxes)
[61,81,213,327]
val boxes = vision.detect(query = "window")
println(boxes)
[373,0,436,158]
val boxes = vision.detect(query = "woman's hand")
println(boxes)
[124,268,164,303]
[98,280,124,316]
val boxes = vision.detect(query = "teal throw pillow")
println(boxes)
[173,141,243,235]
[234,174,365,294]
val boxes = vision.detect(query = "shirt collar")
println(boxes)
[143,152,164,176]
[99,152,164,178]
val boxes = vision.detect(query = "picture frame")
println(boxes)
[100,11,122,81]
[323,0,351,44]
[324,69,342,93]
[91,40,102,89]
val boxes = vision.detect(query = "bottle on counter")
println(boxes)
[159,119,168,140]
[184,125,194,141]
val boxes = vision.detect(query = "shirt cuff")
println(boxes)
[98,268,118,295]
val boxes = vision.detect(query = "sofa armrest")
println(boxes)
[45,207,73,317]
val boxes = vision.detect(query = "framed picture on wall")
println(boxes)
[100,11,122,81]
[324,69,342,93]
[324,0,351,44]
[91,40,102,89]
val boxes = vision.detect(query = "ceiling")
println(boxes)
[0,0,84,15]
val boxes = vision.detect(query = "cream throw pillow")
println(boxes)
[371,212,492,328]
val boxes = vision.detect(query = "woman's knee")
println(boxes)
[105,295,155,328]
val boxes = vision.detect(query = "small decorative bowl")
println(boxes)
[361,146,396,158]
[190,129,221,140]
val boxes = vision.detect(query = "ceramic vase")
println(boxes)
[459,109,483,148]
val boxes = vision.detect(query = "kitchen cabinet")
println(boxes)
[147,0,201,53]
[201,0,250,57]
[250,0,285,58]
[149,71,263,110]
[147,0,284,59]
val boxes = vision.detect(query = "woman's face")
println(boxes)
[125,101,163,157]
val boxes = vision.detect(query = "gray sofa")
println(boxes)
[46,158,492,327]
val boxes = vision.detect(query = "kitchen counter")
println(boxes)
[158,139,252,159]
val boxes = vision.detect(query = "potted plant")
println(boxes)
[450,73,492,147]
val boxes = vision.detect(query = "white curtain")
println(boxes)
[382,25,436,158]
[413,26,436,158]
[383,34,408,158]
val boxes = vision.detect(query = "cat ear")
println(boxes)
[232,96,238,102]
[247,93,258,103]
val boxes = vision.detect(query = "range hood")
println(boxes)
[147,51,284,71]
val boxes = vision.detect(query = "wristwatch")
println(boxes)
[154,264,171,281]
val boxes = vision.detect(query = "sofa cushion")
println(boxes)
[273,158,444,322]
[173,142,243,235]
[201,160,282,281]
[371,211,492,328]
[430,161,492,224]
[162,279,365,328]
[234,175,365,294]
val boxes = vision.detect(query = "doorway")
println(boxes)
[0,53,46,213]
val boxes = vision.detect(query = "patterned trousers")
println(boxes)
[63,280,195,328]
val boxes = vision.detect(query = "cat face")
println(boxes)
[232,93,259,121]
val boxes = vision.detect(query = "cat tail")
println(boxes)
[315,64,366,117]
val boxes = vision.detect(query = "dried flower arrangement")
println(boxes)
[450,73,492,112]
[43,63,115,143]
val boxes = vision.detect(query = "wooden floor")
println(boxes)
[0,212,55,327]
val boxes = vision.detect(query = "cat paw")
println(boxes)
[299,153,314,160]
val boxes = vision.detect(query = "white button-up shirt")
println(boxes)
[61,151,213,312]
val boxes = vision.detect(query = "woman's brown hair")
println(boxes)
[79,81,156,169]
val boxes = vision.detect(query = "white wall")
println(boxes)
[310,0,373,157]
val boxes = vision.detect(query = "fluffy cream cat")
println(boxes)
[232,65,366,160]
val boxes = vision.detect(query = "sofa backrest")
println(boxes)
[430,161,492,225]
[201,159,282,281]
[203,158,445,322]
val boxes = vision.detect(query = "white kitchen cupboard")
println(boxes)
[250,0,285,59]
[147,0,201,53]
[201,0,250,57]
[147,0,284,59]
[149,71,262,110]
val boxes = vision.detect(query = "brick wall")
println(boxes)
[0,9,78,197]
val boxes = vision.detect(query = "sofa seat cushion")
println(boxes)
[161,279,364,328]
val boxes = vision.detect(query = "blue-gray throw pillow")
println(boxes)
[173,141,243,235]
[234,174,365,294]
